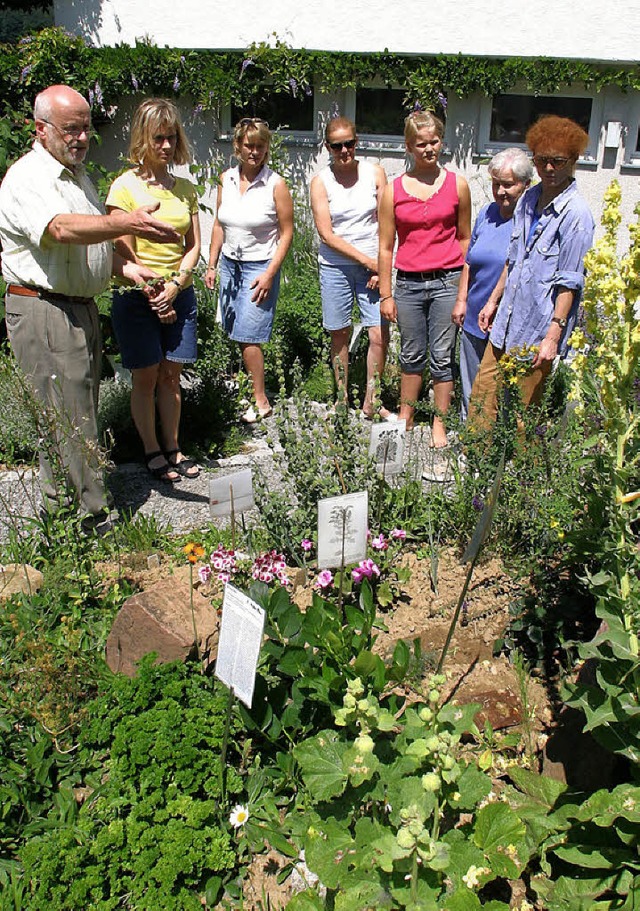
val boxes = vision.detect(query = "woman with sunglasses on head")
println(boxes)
[106,98,201,483]
[205,118,294,422]
[378,110,471,444]
[467,115,595,433]
[310,116,392,418]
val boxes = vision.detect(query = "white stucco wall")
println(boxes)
[56,0,640,63]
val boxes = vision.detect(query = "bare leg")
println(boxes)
[240,343,270,412]
[330,327,351,404]
[432,379,454,448]
[131,363,178,480]
[399,372,422,430]
[362,324,389,415]
[156,359,183,451]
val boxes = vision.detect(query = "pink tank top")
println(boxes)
[393,169,464,272]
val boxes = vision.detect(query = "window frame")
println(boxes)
[219,91,318,146]
[622,93,640,168]
[477,86,603,163]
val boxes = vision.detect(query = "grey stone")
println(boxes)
[105,577,219,677]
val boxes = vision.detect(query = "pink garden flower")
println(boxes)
[352,559,380,583]
[315,569,334,589]
[390,528,407,541]
[198,564,212,583]
[301,539,312,553]
[370,533,388,551]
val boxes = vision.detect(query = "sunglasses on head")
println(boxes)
[239,117,270,129]
[328,138,356,151]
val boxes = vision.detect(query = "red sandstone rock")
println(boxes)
[105,577,219,676]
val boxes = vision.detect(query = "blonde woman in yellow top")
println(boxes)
[107,98,201,482]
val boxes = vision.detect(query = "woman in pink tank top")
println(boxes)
[378,111,471,443]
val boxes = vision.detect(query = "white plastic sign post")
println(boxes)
[317,490,368,569]
[369,421,406,476]
[209,468,254,518]
[215,583,265,708]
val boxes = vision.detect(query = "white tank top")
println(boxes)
[218,165,282,261]
[317,160,379,267]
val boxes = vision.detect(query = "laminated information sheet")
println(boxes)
[317,490,368,569]
[369,420,406,476]
[215,584,265,708]
[209,468,254,518]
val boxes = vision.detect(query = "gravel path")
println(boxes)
[0,411,457,546]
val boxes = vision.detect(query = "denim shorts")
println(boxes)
[111,285,197,370]
[219,254,280,344]
[394,269,461,380]
[319,262,384,331]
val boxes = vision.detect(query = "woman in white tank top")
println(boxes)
[206,119,293,421]
[310,116,393,420]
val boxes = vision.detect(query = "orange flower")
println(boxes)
[183,542,205,564]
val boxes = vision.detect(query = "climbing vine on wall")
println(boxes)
[1,26,638,174]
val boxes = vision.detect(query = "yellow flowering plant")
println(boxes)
[565,181,640,767]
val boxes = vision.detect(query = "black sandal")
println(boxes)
[165,448,200,479]
[145,450,180,483]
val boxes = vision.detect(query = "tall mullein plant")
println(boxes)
[566,181,640,764]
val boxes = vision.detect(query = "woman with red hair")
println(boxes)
[468,115,595,431]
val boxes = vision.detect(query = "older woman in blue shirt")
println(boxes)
[467,115,595,432]
[451,148,533,418]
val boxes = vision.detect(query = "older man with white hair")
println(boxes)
[0,84,180,534]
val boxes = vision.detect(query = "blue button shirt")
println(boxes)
[490,180,594,357]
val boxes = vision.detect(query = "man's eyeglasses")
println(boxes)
[328,139,356,151]
[239,117,270,129]
[41,119,94,140]
[533,155,570,169]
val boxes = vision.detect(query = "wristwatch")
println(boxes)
[551,316,568,329]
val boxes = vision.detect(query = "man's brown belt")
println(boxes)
[6,283,94,306]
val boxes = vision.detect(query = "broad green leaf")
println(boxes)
[440,888,482,911]
[370,829,406,872]
[455,763,492,810]
[353,649,385,683]
[335,879,392,911]
[294,731,348,800]
[303,817,353,889]
[343,744,379,788]
[391,637,410,676]
[508,767,567,807]
[553,843,637,870]
[473,802,525,853]
[390,877,440,911]
[286,891,325,910]
[376,581,394,608]
[534,872,621,904]
[576,784,640,826]
[278,646,313,677]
